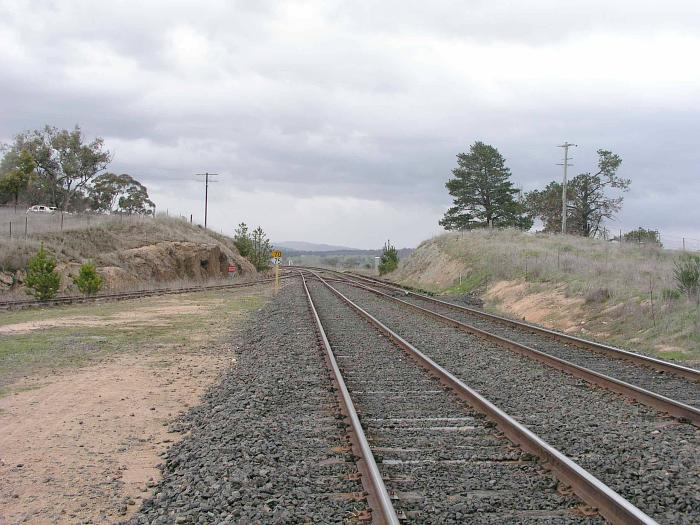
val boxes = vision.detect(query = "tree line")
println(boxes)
[440,141,631,238]
[0,125,155,214]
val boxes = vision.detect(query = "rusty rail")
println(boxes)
[305,269,657,525]
[0,275,293,310]
[300,271,400,525]
[341,270,700,383]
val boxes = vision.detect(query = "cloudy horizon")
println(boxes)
[2,1,699,249]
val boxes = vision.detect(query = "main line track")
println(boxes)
[300,270,657,524]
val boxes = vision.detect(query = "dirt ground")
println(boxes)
[484,279,586,332]
[0,352,228,524]
[0,287,271,524]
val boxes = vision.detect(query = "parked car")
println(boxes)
[26,205,56,214]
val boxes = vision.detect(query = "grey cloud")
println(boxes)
[1,1,699,245]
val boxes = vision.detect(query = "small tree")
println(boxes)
[250,226,273,271]
[73,262,104,296]
[378,240,399,275]
[25,244,61,300]
[674,254,700,304]
[233,222,253,258]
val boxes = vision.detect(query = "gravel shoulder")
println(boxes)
[400,292,700,407]
[129,279,367,524]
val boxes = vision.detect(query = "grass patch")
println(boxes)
[0,288,268,390]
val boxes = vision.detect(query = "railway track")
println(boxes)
[345,271,699,382]
[301,270,661,524]
[300,270,698,523]
[308,268,700,425]
[0,274,294,310]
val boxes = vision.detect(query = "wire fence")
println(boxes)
[0,206,198,239]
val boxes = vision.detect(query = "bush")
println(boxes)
[73,262,104,295]
[378,239,399,275]
[674,254,700,303]
[25,244,60,300]
[662,288,682,301]
[585,288,611,304]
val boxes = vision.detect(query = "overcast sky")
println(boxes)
[2,1,699,248]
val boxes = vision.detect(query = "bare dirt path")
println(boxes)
[0,286,272,524]
[0,351,228,524]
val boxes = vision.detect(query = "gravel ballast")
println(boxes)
[333,280,700,525]
[308,280,603,524]
[128,280,367,524]
[396,291,700,408]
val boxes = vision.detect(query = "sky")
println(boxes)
[1,0,699,249]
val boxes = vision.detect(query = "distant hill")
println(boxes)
[275,241,360,252]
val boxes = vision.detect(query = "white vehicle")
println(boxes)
[26,205,57,214]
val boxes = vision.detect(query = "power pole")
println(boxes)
[557,142,577,235]
[195,172,219,229]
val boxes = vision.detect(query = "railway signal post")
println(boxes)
[272,250,283,292]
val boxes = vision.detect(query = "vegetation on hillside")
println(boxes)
[440,141,531,231]
[234,222,273,271]
[24,244,60,300]
[0,124,154,214]
[393,229,700,363]
[73,262,104,296]
[439,141,635,239]
[525,150,628,237]
[378,240,399,275]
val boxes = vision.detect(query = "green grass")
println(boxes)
[0,288,267,391]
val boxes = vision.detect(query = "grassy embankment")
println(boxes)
[0,210,245,273]
[0,285,271,395]
[392,230,700,364]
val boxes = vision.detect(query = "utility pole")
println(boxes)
[195,172,219,229]
[557,142,577,235]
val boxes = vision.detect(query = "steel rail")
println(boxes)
[332,270,700,383]
[329,275,700,426]
[299,271,400,525]
[303,269,657,525]
[0,275,293,310]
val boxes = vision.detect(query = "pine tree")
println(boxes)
[378,240,399,275]
[25,244,61,300]
[440,141,531,230]
[73,262,104,296]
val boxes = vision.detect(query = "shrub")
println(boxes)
[585,288,611,304]
[674,254,700,303]
[378,239,399,275]
[662,288,682,301]
[25,244,61,300]
[73,262,104,296]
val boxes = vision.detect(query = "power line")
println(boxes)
[557,142,577,235]
[195,172,219,229]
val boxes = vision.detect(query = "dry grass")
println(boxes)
[0,209,238,271]
[394,229,700,363]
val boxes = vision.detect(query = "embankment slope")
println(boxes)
[391,230,699,365]
[0,216,255,295]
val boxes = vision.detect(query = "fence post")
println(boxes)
[683,237,686,251]
[9,221,11,239]
[61,212,64,231]
[25,216,28,238]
